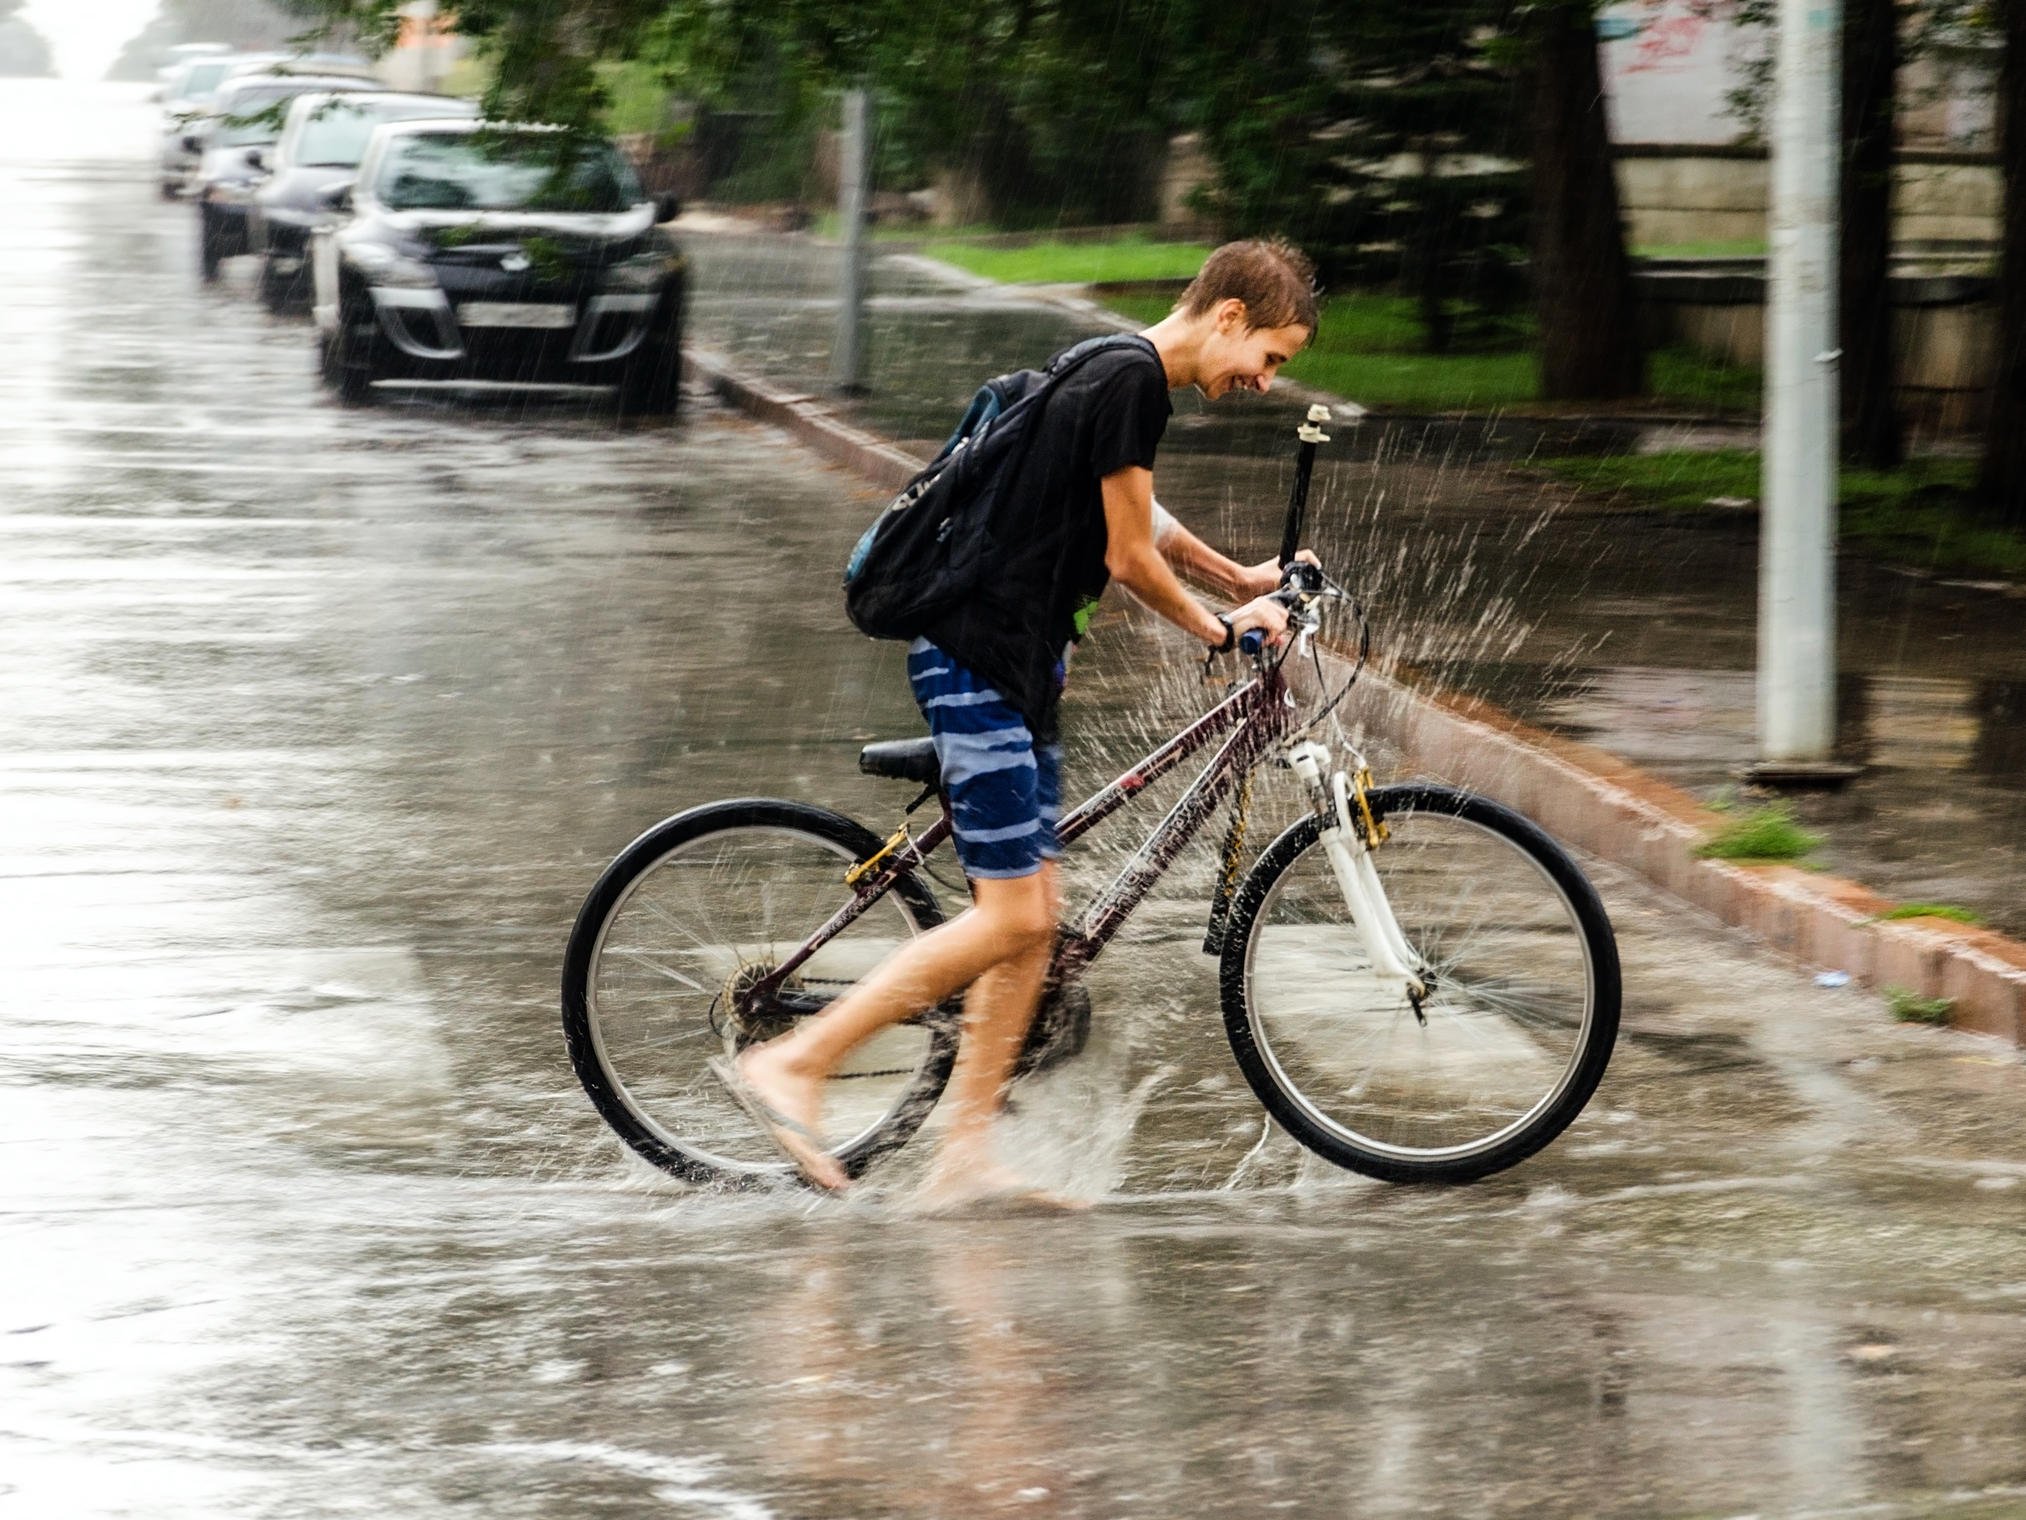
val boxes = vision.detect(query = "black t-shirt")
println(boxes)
[924,335,1171,740]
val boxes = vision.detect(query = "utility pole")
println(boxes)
[1753,0,1854,784]
[831,86,870,395]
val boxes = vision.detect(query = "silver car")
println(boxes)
[249,90,477,309]
[156,53,244,199]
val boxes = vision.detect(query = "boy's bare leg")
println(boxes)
[915,929,1058,1202]
[736,870,1056,1188]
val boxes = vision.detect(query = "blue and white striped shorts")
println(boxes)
[906,638,1062,881]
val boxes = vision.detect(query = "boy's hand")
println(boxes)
[1240,549,1319,597]
[1228,593,1293,649]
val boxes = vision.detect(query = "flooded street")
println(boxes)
[5,82,2026,1519]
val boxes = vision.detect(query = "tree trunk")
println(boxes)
[1840,0,1903,468]
[1531,0,1645,400]
[1978,0,2026,522]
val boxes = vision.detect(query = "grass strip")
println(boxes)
[1533,450,2026,580]
[919,236,1214,285]
[1101,292,1758,412]
[1885,986,1956,1025]
[1694,803,1821,862]
[1879,903,1986,926]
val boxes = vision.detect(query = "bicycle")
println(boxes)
[561,405,1622,1189]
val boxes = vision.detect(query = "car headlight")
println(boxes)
[343,242,437,289]
[601,248,681,293]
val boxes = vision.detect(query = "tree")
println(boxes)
[1841,0,1904,467]
[1527,0,1645,399]
[108,0,357,79]
[1182,0,1529,352]
[0,0,55,80]
[1978,0,2026,519]
[291,0,1179,224]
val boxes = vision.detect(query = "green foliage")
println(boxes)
[1694,804,1822,862]
[1880,903,1986,925]
[1885,986,1956,1025]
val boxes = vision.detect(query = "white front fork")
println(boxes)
[1286,741,1427,1004]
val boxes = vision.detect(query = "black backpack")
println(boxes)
[843,334,1148,641]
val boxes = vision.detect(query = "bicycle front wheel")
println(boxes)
[1221,784,1620,1183]
[562,798,957,1187]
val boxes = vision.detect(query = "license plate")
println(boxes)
[459,302,575,329]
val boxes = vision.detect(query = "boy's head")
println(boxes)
[1176,239,1317,400]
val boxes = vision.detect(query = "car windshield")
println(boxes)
[375,133,641,214]
[214,86,308,146]
[295,100,473,168]
[175,61,233,101]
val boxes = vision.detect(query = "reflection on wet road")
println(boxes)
[3,81,2025,1519]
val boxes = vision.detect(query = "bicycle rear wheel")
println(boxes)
[1220,784,1620,1183]
[562,798,956,1187]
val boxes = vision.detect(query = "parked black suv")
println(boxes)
[311,121,685,414]
[250,90,476,310]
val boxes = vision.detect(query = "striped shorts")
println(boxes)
[906,638,1062,881]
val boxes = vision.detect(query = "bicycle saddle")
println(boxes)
[858,737,940,786]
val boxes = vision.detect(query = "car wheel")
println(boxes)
[199,209,226,283]
[318,298,377,406]
[616,334,682,418]
[257,256,299,314]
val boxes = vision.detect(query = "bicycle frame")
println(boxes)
[753,660,1297,1002]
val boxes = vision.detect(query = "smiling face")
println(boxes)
[1196,298,1310,400]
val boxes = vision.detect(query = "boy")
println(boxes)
[722,240,1320,1203]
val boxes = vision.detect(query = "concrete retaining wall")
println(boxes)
[1615,146,2000,248]
[687,343,2026,1047]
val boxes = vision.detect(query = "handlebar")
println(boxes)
[1237,562,1327,656]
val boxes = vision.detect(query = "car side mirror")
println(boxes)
[318,180,355,213]
[654,192,681,224]
[245,147,266,171]
[182,133,202,154]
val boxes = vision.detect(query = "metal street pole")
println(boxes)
[831,87,870,395]
[1755,0,1848,781]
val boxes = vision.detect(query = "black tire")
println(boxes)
[317,295,376,405]
[198,209,225,283]
[257,254,299,314]
[561,798,956,1188]
[615,336,682,418]
[1220,784,1620,1183]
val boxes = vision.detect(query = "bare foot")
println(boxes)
[915,1162,1090,1215]
[722,1046,848,1193]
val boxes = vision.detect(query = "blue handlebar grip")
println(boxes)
[1239,628,1265,656]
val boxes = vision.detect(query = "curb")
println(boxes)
[684,345,2026,1050]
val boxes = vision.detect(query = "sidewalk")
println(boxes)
[677,225,2026,1014]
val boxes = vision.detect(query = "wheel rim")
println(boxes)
[585,824,942,1176]
[1243,805,1597,1164]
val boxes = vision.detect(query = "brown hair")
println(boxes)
[1178,239,1319,338]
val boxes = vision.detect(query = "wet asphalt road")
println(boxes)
[5,82,2026,1519]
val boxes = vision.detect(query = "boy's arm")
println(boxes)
[1151,501,1287,601]
[1103,468,1288,647]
